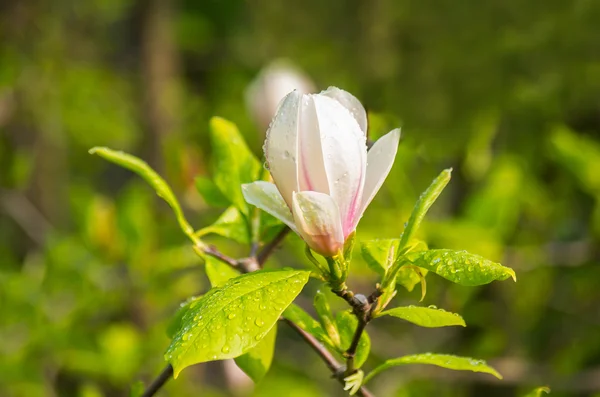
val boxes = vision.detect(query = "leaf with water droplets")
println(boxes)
[404,249,516,286]
[210,117,262,216]
[378,306,466,327]
[234,326,277,383]
[336,311,371,368]
[204,255,241,287]
[166,296,203,339]
[204,256,276,383]
[165,269,310,377]
[524,387,551,397]
[363,353,502,384]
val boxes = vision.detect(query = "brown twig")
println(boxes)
[257,226,291,265]
[284,319,376,397]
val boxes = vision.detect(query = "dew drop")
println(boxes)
[221,346,230,354]
[255,318,265,327]
[228,313,236,320]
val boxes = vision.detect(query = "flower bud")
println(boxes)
[246,60,315,131]
[243,87,400,257]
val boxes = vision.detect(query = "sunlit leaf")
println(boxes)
[282,304,336,351]
[235,326,277,383]
[405,249,516,286]
[166,295,203,339]
[204,255,241,287]
[165,269,310,377]
[364,353,502,384]
[205,257,277,384]
[336,311,370,368]
[361,239,397,275]
[314,290,341,347]
[196,206,251,244]
[398,168,452,250]
[195,176,230,207]
[361,238,426,291]
[89,147,198,244]
[378,305,466,327]
[209,117,262,216]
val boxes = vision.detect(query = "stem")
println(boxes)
[257,227,290,265]
[141,364,173,397]
[142,224,378,397]
[345,319,368,374]
[284,319,376,397]
[201,245,238,268]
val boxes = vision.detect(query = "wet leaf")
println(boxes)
[378,305,466,327]
[364,353,502,384]
[165,269,310,377]
[405,249,516,286]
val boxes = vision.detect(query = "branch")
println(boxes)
[141,364,173,397]
[332,286,380,375]
[284,319,376,397]
[140,225,290,395]
[257,226,291,265]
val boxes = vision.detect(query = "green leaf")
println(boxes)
[396,266,426,292]
[235,326,277,383]
[209,117,262,216]
[336,311,370,368]
[364,353,502,384]
[378,305,466,327]
[196,206,251,245]
[524,387,551,397]
[361,238,426,291]
[204,255,241,287]
[195,176,230,207]
[165,269,310,377]
[282,304,336,351]
[399,169,452,250]
[361,239,398,275]
[89,147,199,245]
[404,249,516,286]
[166,296,203,339]
[314,290,341,348]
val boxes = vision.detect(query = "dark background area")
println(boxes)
[1,0,599,396]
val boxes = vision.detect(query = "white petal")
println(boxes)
[242,181,296,231]
[313,94,367,237]
[321,87,368,135]
[358,128,401,218]
[264,91,301,208]
[297,95,330,193]
[292,191,344,256]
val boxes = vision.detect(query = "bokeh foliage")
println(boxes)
[1,0,599,396]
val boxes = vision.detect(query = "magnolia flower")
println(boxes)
[246,60,315,131]
[242,87,400,256]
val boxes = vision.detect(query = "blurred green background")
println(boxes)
[1,1,600,396]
